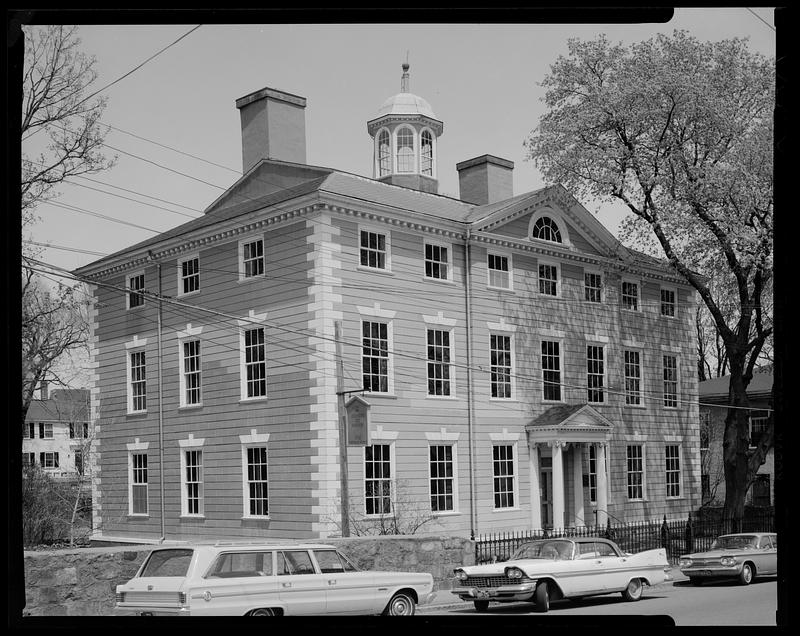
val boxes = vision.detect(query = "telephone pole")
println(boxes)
[334,321,350,537]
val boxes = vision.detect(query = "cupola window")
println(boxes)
[396,127,415,173]
[532,216,563,243]
[378,130,391,177]
[421,130,433,176]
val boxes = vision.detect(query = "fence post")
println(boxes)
[660,515,668,557]
[684,514,694,554]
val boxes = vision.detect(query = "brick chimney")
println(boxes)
[456,155,514,205]
[235,87,307,174]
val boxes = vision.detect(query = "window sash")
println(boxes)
[492,444,515,508]
[365,444,392,515]
[129,273,145,308]
[660,289,676,317]
[490,334,512,398]
[182,340,202,405]
[663,355,678,407]
[487,254,510,289]
[424,243,448,280]
[359,230,387,269]
[246,446,269,517]
[39,422,53,439]
[378,131,391,176]
[130,350,147,412]
[426,329,451,396]
[541,340,561,401]
[181,257,200,294]
[40,451,59,468]
[584,273,602,302]
[622,282,639,310]
[532,217,562,243]
[362,321,389,393]
[587,345,605,403]
[626,445,643,499]
[420,131,433,176]
[244,328,267,398]
[184,450,203,515]
[429,445,454,512]
[538,264,558,296]
[132,453,148,514]
[665,445,681,497]
[624,350,642,405]
[588,445,598,503]
[243,240,265,278]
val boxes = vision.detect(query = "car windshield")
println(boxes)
[140,549,194,577]
[511,540,574,561]
[711,535,758,551]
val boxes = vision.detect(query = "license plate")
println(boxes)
[140,612,154,616]
[700,570,712,576]
[476,590,490,599]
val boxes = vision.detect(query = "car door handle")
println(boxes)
[327,579,337,585]
[596,560,602,564]
[281,582,292,588]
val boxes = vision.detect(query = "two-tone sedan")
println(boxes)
[452,537,670,613]
[115,542,434,616]
[679,532,777,585]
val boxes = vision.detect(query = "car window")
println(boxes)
[140,549,194,577]
[207,551,273,578]
[758,536,773,549]
[277,550,316,575]
[594,542,618,558]
[313,549,359,573]
[511,540,573,560]
[771,535,777,549]
[712,535,757,550]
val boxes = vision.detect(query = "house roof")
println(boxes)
[26,389,89,422]
[699,373,773,399]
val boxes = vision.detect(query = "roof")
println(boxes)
[528,404,586,428]
[699,373,773,399]
[376,92,437,119]
[26,389,89,422]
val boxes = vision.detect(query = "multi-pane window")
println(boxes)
[749,411,769,447]
[621,281,639,311]
[585,272,602,303]
[429,445,454,512]
[663,355,678,408]
[426,329,452,396]
[490,334,512,399]
[23,452,35,466]
[362,321,389,393]
[180,256,200,295]
[69,423,76,439]
[183,450,203,515]
[532,216,562,243]
[242,239,265,278]
[131,453,148,515]
[587,345,605,403]
[40,451,59,469]
[245,446,269,517]
[424,243,448,280]
[421,130,433,176]
[39,422,53,439]
[130,350,147,412]
[359,230,387,270]
[128,273,145,308]
[588,445,597,503]
[82,422,89,438]
[538,264,558,296]
[624,350,642,405]
[365,444,392,515]
[378,130,391,176]
[396,127,414,173]
[541,340,561,401]
[492,445,515,509]
[665,444,681,498]
[487,253,510,289]
[182,340,202,405]
[660,288,676,317]
[751,474,770,506]
[243,327,267,398]
[626,445,644,500]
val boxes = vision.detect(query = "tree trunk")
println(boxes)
[721,365,751,532]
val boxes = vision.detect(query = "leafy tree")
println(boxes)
[525,31,774,525]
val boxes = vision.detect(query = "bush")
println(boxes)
[22,464,78,546]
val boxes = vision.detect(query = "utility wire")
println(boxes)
[745,7,776,32]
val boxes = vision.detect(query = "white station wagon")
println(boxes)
[115,542,434,616]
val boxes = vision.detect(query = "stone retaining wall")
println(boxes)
[22,535,474,616]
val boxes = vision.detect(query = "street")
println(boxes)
[419,577,777,626]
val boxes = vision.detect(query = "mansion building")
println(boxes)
[75,65,700,543]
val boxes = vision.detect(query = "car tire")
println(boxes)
[738,562,754,585]
[621,578,643,602]
[249,608,277,616]
[473,600,490,613]
[689,577,703,586]
[384,591,416,616]
[534,581,550,613]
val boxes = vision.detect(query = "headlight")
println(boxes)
[505,567,524,579]
[720,557,737,567]
[454,569,468,581]
[679,558,692,568]
[115,592,126,603]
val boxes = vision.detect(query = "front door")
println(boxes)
[540,468,553,529]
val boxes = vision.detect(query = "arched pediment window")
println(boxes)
[420,129,433,176]
[532,216,563,243]
[396,127,415,173]
[378,130,391,177]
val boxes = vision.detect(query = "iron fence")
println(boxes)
[474,508,774,565]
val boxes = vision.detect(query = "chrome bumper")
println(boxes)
[114,604,191,616]
[451,583,537,602]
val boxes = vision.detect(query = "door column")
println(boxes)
[572,443,585,527]
[595,442,608,527]
[528,442,542,530]
[551,441,565,531]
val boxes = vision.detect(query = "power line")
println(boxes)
[745,7,776,32]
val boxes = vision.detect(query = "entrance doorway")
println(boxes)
[540,464,553,529]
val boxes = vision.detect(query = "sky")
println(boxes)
[18,9,777,386]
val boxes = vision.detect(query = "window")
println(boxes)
[660,288,676,317]
[359,230,387,270]
[128,272,145,309]
[490,334,512,399]
[626,445,644,500]
[487,253,511,290]
[179,256,200,295]
[749,411,769,448]
[209,552,274,578]
[26,422,35,439]
[23,452,35,466]
[621,281,639,311]
[243,327,267,399]
[541,340,562,401]
[531,216,562,243]
[588,446,597,504]
[538,263,558,296]
[241,238,265,279]
[396,127,414,173]
[129,350,147,413]
[130,452,148,515]
[624,350,642,406]
[587,345,605,403]
[314,549,357,573]
[426,329,452,396]
[585,272,602,303]
[182,449,203,516]
[181,340,202,406]
[424,243,448,280]
[39,422,53,439]
[378,130,391,176]
[492,445,515,509]
[663,355,678,408]
[69,422,75,439]
[245,446,269,517]
[365,444,392,515]
[362,321,389,393]
[421,130,433,176]
[429,445,454,512]
[74,449,83,475]
[278,551,315,575]
[83,422,89,438]
[665,444,681,498]
[751,474,770,506]
[40,451,59,469]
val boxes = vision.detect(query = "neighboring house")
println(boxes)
[23,382,90,480]
[74,65,701,544]
[699,372,774,508]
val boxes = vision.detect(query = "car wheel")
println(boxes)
[534,581,550,613]
[385,591,416,616]
[249,608,277,616]
[622,578,643,602]
[738,562,754,585]
[689,577,703,586]
[473,600,490,613]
